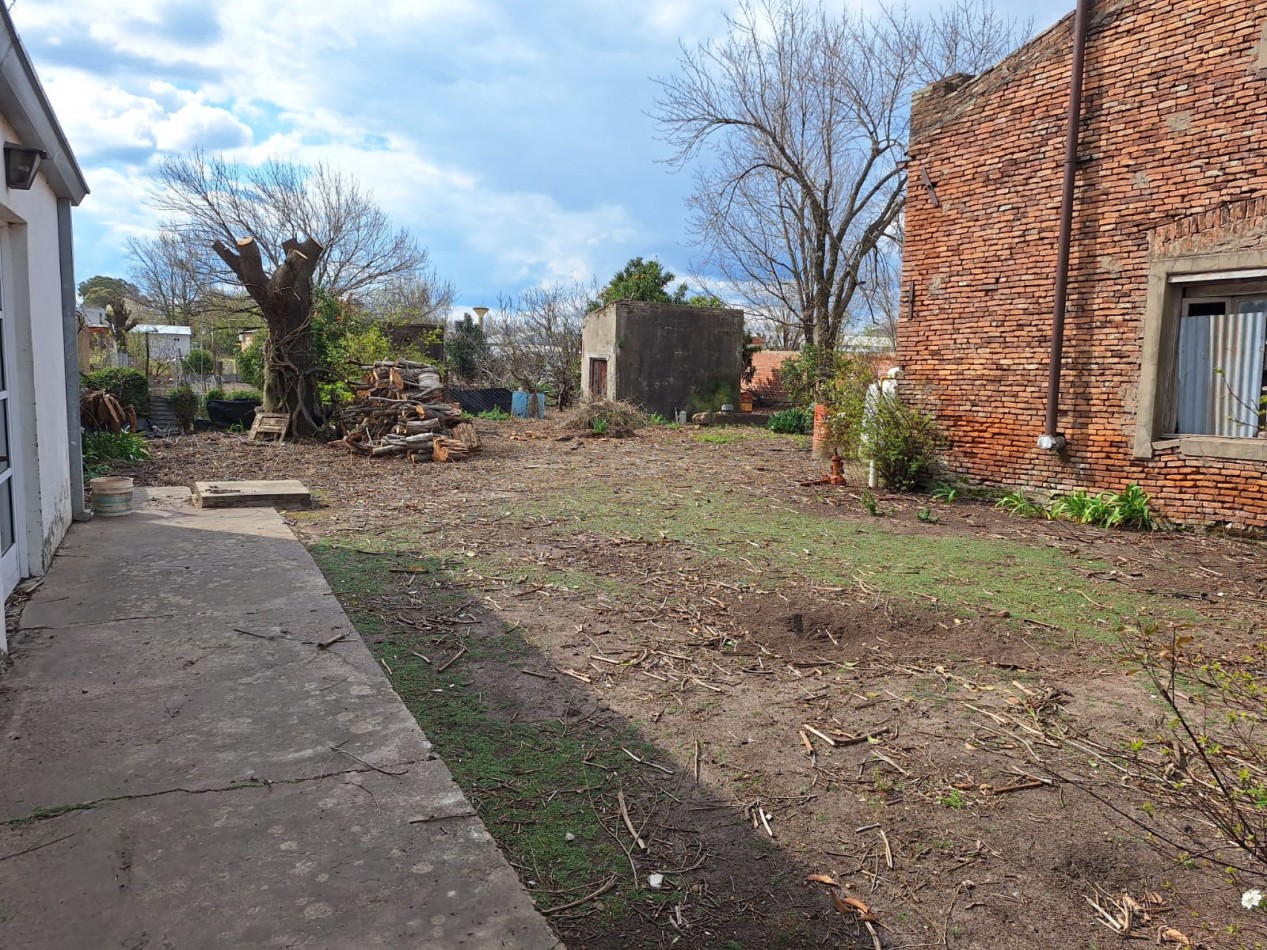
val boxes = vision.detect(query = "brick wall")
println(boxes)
[900,0,1267,528]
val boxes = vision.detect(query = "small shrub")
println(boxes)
[477,407,511,420]
[82,429,150,466]
[182,348,215,376]
[767,407,810,435]
[205,388,227,403]
[230,388,263,402]
[166,385,199,433]
[81,368,150,416]
[1049,483,1156,530]
[931,483,959,503]
[865,398,944,492]
[917,506,940,524]
[685,374,740,416]
[559,399,646,438]
[647,413,669,426]
[860,489,883,517]
[996,488,1044,518]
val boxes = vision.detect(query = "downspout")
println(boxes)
[57,196,88,520]
[1039,0,1092,452]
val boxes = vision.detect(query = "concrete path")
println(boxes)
[0,489,562,950]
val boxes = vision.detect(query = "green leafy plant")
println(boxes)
[767,407,810,435]
[80,368,150,416]
[996,489,1044,518]
[931,483,959,503]
[647,413,670,426]
[166,384,199,433]
[477,407,511,421]
[685,374,740,416]
[1049,484,1155,530]
[182,348,216,376]
[1111,623,1267,879]
[1108,483,1155,530]
[860,489,883,517]
[917,506,940,524]
[205,388,263,403]
[590,417,609,436]
[82,429,150,470]
[939,789,967,809]
[864,397,944,492]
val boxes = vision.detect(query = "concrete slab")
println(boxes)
[0,487,560,949]
[193,478,312,508]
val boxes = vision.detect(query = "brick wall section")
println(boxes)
[746,350,797,403]
[900,0,1267,528]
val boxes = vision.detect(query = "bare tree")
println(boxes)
[656,0,1024,383]
[487,282,590,408]
[128,231,211,326]
[147,151,437,434]
[365,273,456,325]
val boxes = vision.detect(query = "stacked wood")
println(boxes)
[81,390,137,434]
[331,360,477,463]
[433,422,482,463]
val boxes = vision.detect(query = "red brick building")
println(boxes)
[899,1,1267,528]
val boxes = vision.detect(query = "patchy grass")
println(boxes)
[309,539,663,916]
[507,479,1184,642]
[692,432,742,445]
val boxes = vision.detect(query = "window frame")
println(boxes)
[1134,249,1267,462]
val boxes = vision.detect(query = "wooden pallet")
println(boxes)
[249,411,291,442]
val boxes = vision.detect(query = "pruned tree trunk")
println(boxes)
[213,235,325,436]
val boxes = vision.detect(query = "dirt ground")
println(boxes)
[127,421,1267,949]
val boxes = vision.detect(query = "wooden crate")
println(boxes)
[249,411,290,442]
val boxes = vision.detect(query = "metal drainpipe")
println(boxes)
[1039,0,1092,452]
[57,197,89,521]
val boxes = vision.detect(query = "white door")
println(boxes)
[0,235,22,598]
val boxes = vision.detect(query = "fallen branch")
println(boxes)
[617,789,647,850]
[541,874,618,915]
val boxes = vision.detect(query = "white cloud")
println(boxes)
[153,101,252,152]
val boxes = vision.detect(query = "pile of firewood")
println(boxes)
[331,360,481,463]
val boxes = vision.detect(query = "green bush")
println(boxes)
[182,348,215,376]
[81,368,150,416]
[238,334,265,389]
[778,345,850,408]
[82,429,150,467]
[477,407,511,420]
[767,407,810,435]
[685,374,740,416]
[821,356,879,457]
[166,385,199,433]
[865,397,944,492]
[205,388,262,403]
[1049,483,1155,530]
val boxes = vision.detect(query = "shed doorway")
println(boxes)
[589,358,608,399]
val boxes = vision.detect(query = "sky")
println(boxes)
[12,0,1073,313]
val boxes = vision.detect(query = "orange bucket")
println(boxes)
[811,404,832,459]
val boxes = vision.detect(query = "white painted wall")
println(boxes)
[0,112,73,582]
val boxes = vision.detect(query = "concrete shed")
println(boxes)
[580,301,744,418]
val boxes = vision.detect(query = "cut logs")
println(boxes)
[331,361,480,464]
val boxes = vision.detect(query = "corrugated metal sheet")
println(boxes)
[450,388,513,415]
[1178,303,1265,437]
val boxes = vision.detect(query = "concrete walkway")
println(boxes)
[0,489,561,950]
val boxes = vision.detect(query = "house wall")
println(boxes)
[0,112,73,577]
[580,302,743,417]
[900,0,1267,528]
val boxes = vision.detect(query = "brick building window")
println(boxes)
[1174,286,1267,437]
[1135,251,1267,462]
